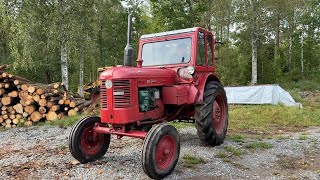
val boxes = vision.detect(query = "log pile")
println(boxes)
[0,65,91,128]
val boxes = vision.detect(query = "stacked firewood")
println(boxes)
[0,65,91,128]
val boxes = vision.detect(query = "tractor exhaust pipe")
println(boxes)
[124,14,133,67]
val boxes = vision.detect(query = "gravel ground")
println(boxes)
[0,125,319,180]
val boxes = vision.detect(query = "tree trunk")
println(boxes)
[288,32,293,70]
[60,0,69,90]
[60,39,69,90]
[1,33,8,64]
[79,46,84,98]
[250,0,258,85]
[301,33,304,74]
[275,15,280,57]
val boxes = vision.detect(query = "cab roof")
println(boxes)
[140,27,199,39]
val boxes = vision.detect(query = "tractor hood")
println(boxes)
[99,66,177,87]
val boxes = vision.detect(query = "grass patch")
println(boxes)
[276,135,290,140]
[216,151,227,158]
[245,142,273,150]
[169,121,193,129]
[182,154,206,168]
[57,145,67,151]
[298,135,308,140]
[227,134,245,143]
[224,146,243,156]
[228,104,320,133]
[47,115,86,128]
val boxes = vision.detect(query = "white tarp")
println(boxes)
[224,84,301,107]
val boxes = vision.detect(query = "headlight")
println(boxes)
[105,80,113,89]
[187,66,195,75]
[178,66,195,79]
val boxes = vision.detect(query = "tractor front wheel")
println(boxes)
[195,81,228,146]
[69,116,110,163]
[142,123,180,180]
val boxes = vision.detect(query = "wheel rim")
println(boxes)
[213,94,226,134]
[155,135,176,170]
[81,125,104,155]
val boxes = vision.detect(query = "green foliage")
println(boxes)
[229,105,320,133]
[48,115,86,128]
[298,135,308,140]
[227,134,245,143]
[182,154,207,168]
[0,0,319,91]
[245,142,273,150]
[224,146,243,156]
[169,121,193,129]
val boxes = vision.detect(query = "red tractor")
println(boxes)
[69,15,228,179]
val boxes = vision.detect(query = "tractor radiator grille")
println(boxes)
[113,80,131,108]
[100,80,107,108]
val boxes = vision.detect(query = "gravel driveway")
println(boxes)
[0,125,319,180]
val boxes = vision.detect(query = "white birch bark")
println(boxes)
[250,0,258,85]
[60,0,68,90]
[60,37,69,90]
[79,47,84,98]
[301,33,304,74]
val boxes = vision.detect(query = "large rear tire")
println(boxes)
[69,116,110,163]
[142,123,180,180]
[195,81,228,146]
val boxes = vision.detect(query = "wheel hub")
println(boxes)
[155,135,176,170]
[212,94,226,134]
[81,126,104,155]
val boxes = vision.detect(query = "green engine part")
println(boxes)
[139,90,156,112]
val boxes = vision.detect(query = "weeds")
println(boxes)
[47,115,86,128]
[227,134,245,143]
[245,142,273,150]
[169,121,193,129]
[298,135,308,140]
[276,135,290,140]
[182,154,206,168]
[224,146,243,156]
[216,151,227,158]
[229,105,320,134]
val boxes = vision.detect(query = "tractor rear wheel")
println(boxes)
[69,116,110,163]
[142,123,180,180]
[195,81,228,146]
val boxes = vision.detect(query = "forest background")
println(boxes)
[0,0,319,93]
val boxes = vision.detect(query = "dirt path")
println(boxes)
[0,125,319,179]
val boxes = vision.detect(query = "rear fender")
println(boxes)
[196,74,220,104]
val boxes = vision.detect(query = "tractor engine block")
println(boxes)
[138,88,160,112]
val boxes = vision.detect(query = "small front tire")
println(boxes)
[69,116,110,163]
[142,123,180,180]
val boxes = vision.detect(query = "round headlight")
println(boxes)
[187,66,195,75]
[105,80,113,89]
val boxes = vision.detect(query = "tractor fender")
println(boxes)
[195,73,220,104]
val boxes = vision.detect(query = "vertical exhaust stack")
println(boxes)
[124,14,133,67]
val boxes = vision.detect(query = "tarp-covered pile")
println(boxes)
[225,84,301,107]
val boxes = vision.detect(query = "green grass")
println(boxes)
[224,146,243,156]
[276,135,290,140]
[169,121,193,129]
[216,151,227,158]
[298,135,308,140]
[228,105,320,133]
[245,142,273,150]
[227,134,245,143]
[182,154,206,168]
[47,115,86,128]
